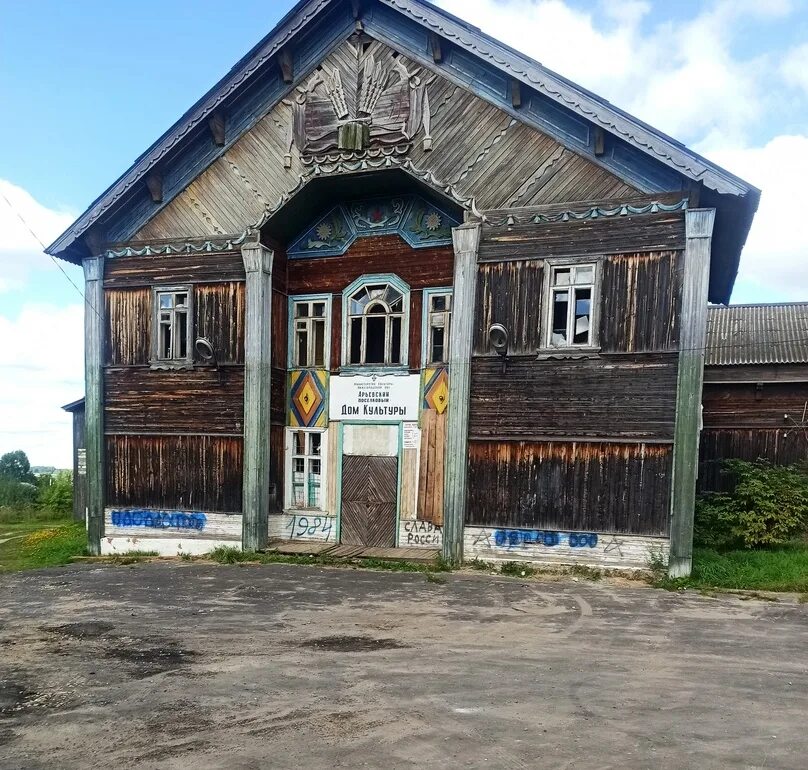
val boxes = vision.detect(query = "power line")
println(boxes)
[0,189,104,322]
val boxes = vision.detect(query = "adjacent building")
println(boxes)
[700,303,808,491]
[46,0,759,575]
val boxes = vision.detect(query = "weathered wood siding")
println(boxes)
[195,282,245,364]
[698,378,808,491]
[105,368,244,433]
[134,40,638,242]
[469,354,678,440]
[467,441,672,535]
[104,250,244,286]
[467,207,685,537]
[106,434,243,512]
[103,261,247,515]
[418,410,446,525]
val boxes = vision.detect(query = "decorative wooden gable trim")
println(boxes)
[135,39,637,242]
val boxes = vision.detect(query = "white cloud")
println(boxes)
[436,0,806,301]
[696,134,808,300]
[0,179,75,292]
[0,303,84,469]
[781,42,808,96]
[0,181,81,468]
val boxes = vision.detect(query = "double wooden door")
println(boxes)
[340,454,398,547]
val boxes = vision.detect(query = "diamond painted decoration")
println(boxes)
[289,370,328,427]
[422,368,449,414]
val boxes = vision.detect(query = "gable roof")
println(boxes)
[706,303,808,366]
[47,0,759,303]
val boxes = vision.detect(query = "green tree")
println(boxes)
[0,450,35,484]
[39,470,73,514]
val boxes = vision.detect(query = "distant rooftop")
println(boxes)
[706,302,808,366]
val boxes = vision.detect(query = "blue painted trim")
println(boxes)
[287,293,332,368]
[287,195,458,259]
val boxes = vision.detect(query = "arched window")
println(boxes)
[343,276,410,366]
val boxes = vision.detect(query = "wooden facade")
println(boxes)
[47,0,758,573]
[699,304,808,492]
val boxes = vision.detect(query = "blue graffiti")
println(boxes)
[110,510,207,531]
[494,529,598,549]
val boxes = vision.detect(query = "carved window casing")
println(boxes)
[342,275,410,368]
[286,428,324,510]
[542,262,600,350]
[153,287,193,365]
[423,288,452,366]
[289,296,330,368]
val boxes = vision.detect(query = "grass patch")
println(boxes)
[0,506,72,525]
[499,561,537,578]
[467,558,496,571]
[0,519,86,572]
[568,564,603,581]
[204,546,452,574]
[654,543,808,593]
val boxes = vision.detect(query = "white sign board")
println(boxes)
[402,422,420,449]
[330,374,421,421]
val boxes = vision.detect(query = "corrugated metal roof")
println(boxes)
[705,303,808,366]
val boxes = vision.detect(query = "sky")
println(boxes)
[1,0,807,468]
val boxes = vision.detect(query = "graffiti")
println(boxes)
[492,528,598,549]
[602,535,624,556]
[472,529,492,547]
[285,515,334,541]
[110,510,207,530]
[403,520,441,546]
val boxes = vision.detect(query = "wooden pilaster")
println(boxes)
[668,208,715,577]
[241,241,274,551]
[83,255,105,555]
[442,222,481,564]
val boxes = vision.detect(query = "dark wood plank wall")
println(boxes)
[477,210,686,262]
[469,354,678,440]
[698,378,808,492]
[467,209,686,536]
[467,441,672,535]
[287,235,454,293]
[105,368,244,433]
[104,257,247,513]
[71,408,87,522]
[699,430,807,492]
[103,250,245,287]
[106,434,243,512]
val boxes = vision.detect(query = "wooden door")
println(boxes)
[340,455,398,547]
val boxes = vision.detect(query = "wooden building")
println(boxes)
[61,397,87,522]
[700,303,808,491]
[46,0,759,576]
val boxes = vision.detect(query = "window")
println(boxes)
[546,264,596,348]
[423,289,452,365]
[154,287,192,363]
[291,297,329,368]
[343,277,409,367]
[289,429,323,509]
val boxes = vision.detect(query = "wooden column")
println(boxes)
[442,222,481,564]
[241,241,274,551]
[668,208,715,578]
[83,255,105,555]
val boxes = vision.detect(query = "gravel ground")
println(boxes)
[0,561,806,769]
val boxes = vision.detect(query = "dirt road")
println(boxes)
[1,562,806,769]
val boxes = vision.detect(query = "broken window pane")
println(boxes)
[554,268,571,286]
[551,290,569,345]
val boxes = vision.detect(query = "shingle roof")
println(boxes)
[705,303,808,366]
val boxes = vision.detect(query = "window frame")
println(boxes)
[151,285,194,367]
[284,427,327,512]
[422,287,453,367]
[540,259,601,352]
[341,274,410,370]
[288,294,332,369]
